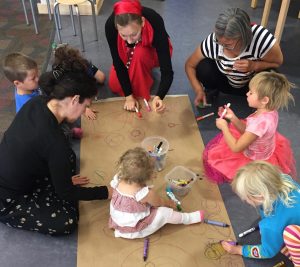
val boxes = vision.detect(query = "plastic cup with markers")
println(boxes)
[141,136,169,172]
[164,166,197,198]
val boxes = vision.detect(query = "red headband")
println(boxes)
[114,0,142,16]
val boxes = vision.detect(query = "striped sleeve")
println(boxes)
[200,33,219,60]
[247,25,276,58]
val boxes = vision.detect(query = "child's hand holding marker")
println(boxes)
[221,240,242,255]
[220,103,231,119]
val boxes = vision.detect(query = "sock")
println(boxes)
[182,210,205,225]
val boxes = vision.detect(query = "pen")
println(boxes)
[220,103,231,119]
[273,261,286,267]
[196,112,214,121]
[135,107,142,118]
[143,238,149,261]
[204,219,229,227]
[143,98,151,112]
[238,226,259,238]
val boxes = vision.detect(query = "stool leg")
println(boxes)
[21,0,30,25]
[69,6,77,36]
[46,0,52,20]
[54,3,63,43]
[75,5,85,52]
[29,0,39,34]
[89,0,98,41]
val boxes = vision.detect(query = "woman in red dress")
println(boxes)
[105,0,173,112]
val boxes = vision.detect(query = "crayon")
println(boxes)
[143,238,149,261]
[204,219,229,227]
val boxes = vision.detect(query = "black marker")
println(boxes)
[204,219,229,227]
[238,226,259,238]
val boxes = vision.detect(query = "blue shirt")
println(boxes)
[242,174,300,259]
[15,88,39,113]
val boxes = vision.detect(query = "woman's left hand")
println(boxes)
[221,241,242,255]
[152,96,165,113]
[233,59,255,73]
[85,107,97,120]
[72,174,90,185]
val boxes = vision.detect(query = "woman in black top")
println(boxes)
[0,65,111,235]
[105,0,173,112]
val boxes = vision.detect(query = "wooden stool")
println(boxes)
[250,0,300,43]
[53,0,98,52]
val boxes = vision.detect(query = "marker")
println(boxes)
[155,141,163,153]
[204,219,229,227]
[238,226,259,238]
[135,107,142,118]
[166,186,182,211]
[143,98,151,112]
[196,112,214,121]
[273,261,286,267]
[220,103,231,119]
[143,238,149,261]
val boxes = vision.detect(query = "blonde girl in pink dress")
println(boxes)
[203,71,296,183]
[109,147,205,239]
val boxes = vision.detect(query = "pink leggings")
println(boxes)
[282,225,300,267]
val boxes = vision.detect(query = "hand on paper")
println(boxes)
[152,96,165,113]
[85,107,97,120]
[72,174,90,185]
[124,95,139,111]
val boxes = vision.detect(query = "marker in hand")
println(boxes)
[135,107,142,118]
[143,98,151,112]
[220,103,231,119]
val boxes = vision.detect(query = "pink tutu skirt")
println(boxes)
[203,124,296,183]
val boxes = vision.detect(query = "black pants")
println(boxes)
[196,58,249,96]
[0,177,78,236]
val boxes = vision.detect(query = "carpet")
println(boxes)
[0,0,55,138]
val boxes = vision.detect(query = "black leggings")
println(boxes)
[196,58,249,96]
[0,178,78,235]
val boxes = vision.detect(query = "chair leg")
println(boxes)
[261,0,272,27]
[53,3,63,43]
[88,0,98,41]
[45,0,52,20]
[69,6,76,36]
[21,0,30,25]
[75,5,85,52]
[251,0,258,8]
[29,0,39,34]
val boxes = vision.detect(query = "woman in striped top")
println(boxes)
[203,72,296,183]
[185,8,283,107]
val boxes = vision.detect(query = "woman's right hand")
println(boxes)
[165,199,177,209]
[194,90,207,107]
[124,95,139,111]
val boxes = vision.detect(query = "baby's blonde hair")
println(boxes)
[249,71,294,110]
[117,147,155,186]
[232,161,298,216]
